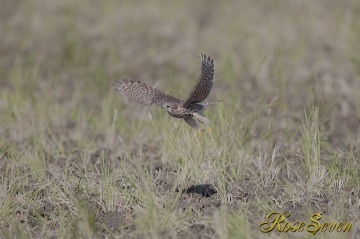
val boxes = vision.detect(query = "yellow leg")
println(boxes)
[206,126,214,135]
[195,129,203,139]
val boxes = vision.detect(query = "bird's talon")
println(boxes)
[195,130,202,139]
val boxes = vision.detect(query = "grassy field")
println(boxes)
[1,0,360,238]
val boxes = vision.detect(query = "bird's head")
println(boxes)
[162,102,178,113]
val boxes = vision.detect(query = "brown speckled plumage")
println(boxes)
[112,79,181,107]
[113,53,219,129]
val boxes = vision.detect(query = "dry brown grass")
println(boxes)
[0,0,360,238]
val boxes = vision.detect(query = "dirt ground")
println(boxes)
[0,0,360,238]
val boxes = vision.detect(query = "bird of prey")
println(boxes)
[112,53,220,134]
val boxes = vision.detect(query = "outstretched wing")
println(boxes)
[183,53,214,108]
[112,79,182,107]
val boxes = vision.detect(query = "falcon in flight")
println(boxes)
[112,53,220,133]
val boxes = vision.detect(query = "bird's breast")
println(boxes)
[167,107,193,118]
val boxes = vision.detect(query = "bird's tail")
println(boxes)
[204,100,224,107]
[193,113,210,125]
